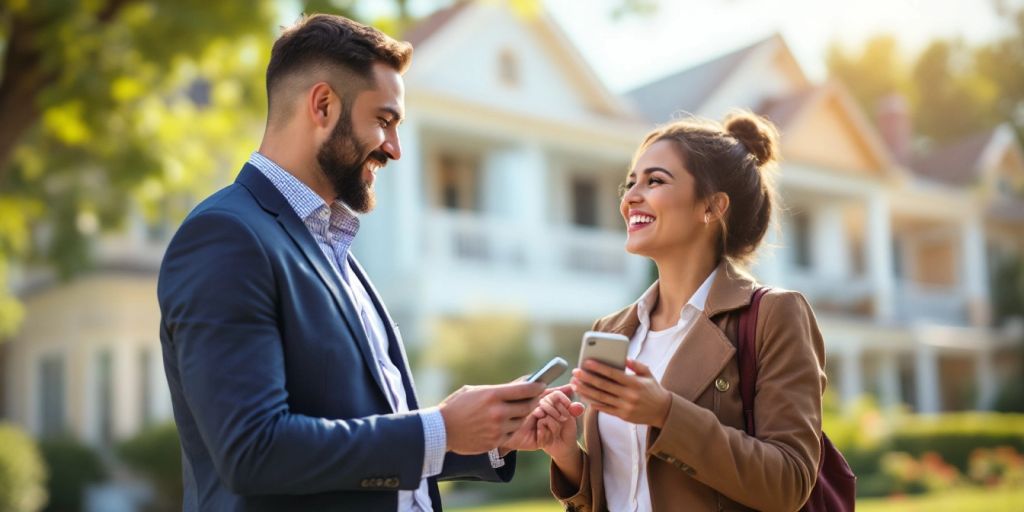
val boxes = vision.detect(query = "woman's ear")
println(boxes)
[706,192,730,223]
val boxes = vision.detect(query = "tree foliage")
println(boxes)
[826,2,1024,145]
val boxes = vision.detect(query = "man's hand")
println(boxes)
[439,380,546,455]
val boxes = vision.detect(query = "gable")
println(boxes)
[782,93,888,177]
[697,35,810,120]
[990,138,1024,198]
[405,3,629,121]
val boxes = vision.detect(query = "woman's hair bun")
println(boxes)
[724,111,779,166]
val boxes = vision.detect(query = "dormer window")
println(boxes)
[499,48,519,88]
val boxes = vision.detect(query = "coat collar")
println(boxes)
[600,259,758,337]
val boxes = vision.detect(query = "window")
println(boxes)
[38,355,65,438]
[96,350,114,445]
[433,152,480,212]
[498,49,519,87]
[571,176,599,228]
[791,212,812,269]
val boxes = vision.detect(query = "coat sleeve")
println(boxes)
[646,291,827,512]
[550,444,594,511]
[158,209,426,495]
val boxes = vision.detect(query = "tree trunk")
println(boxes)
[0,15,52,187]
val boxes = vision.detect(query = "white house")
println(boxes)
[3,2,1023,463]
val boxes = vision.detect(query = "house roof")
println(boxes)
[910,129,1000,186]
[626,37,766,122]
[757,87,819,129]
[401,0,637,120]
[402,1,471,47]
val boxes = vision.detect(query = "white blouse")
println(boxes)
[599,269,717,512]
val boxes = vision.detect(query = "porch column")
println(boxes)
[878,352,902,410]
[975,348,998,410]
[961,216,991,326]
[483,144,547,271]
[811,202,850,280]
[867,193,895,322]
[839,346,863,407]
[392,119,424,274]
[915,344,941,414]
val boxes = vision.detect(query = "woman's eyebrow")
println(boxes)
[634,167,674,178]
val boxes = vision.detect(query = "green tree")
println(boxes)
[0,1,282,338]
[826,35,909,120]
[827,1,1024,145]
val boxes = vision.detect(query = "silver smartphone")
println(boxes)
[578,331,629,371]
[526,357,569,385]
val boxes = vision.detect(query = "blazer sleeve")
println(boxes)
[646,291,826,512]
[158,210,426,495]
[438,452,516,482]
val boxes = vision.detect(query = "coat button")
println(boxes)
[715,378,730,392]
[385,478,399,488]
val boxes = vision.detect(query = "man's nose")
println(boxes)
[382,132,401,161]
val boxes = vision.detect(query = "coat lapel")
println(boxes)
[235,165,391,405]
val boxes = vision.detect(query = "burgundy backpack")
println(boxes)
[737,287,856,511]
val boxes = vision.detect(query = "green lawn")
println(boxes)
[449,488,1024,511]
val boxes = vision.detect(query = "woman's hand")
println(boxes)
[534,390,585,460]
[571,359,672,428]
[499,384,575,454]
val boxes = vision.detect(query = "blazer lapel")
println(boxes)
[235,165,391,404]
[348,255,420,410]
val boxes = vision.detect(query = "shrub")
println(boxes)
[0,423,47,512]
[117,422,182,512]
[37,438,106,512]
[967,446,1024,488]
[889,413,1024,471]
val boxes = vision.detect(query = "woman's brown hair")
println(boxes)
[628,110,781,266]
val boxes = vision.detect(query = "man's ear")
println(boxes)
[308,82,334,128]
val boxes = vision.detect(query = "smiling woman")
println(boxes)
[532,112,836,512]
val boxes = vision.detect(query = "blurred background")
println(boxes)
[0,0,1022,510]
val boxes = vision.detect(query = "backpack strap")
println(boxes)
[738,286,771,436]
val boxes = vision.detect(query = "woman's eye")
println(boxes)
[378,118,391,128]
[648,177,664,186]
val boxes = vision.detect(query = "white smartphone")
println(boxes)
[526,357,569,385]
[578,331,629,371]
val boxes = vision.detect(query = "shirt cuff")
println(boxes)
[420,407,447,478]
[488,448,506,469]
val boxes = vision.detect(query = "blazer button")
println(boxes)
[360,479,370,488]
[385,477,399,488]
[715,377,730,392]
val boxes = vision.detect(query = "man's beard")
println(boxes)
[316,111,389,213]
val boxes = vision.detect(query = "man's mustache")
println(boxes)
[366,150,389,167]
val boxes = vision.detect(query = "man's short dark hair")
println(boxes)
[266,14,413,121]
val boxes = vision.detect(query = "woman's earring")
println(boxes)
[703,213,710,224]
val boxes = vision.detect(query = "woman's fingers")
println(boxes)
[626,358,654,377]
[582,360,631,384]
[574,379,617,409]
[572,367,627,395]
[539,398,567,420]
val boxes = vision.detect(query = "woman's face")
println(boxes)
[619,139,709,258]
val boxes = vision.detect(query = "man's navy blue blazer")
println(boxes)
[157,164,515,511]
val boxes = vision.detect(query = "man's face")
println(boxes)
[316,62,405,213]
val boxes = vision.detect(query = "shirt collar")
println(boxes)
[635,267,718,329]
[248,151,361,239]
